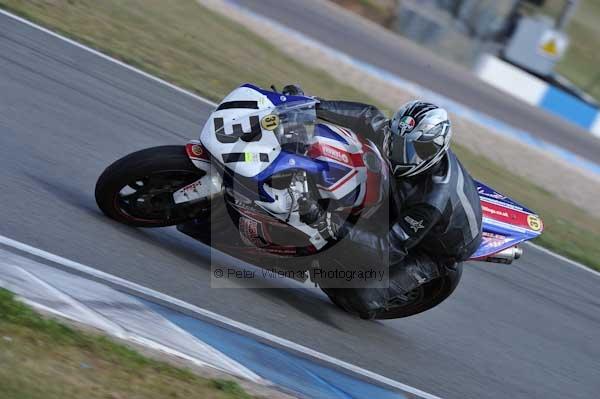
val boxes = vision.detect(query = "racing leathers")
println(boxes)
[314,100,483,317]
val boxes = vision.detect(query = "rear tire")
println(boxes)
[323,263,462,320]
[95,145,206,227]
[373,263,462,319]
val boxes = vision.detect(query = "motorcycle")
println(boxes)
[95,84,544,319]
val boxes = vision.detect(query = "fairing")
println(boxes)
[199,84,388,212]
[200,84,317,178]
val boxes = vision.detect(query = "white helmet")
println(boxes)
[385,101,452,177]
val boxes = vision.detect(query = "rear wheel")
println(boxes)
[373,263,462,319]
[95,145,207,227]
[323,263,462,320]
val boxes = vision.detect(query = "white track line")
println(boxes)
[0,233,441,399]
[2,261,260,381]
[525,242,600,278]
[21,299,226,375]
[8,265,127,337]
[1,7,596,278]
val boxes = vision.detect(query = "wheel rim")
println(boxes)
[115,170,202,222]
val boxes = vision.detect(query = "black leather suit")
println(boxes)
[317,100,483,316]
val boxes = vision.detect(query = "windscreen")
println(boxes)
[268,100,318,154]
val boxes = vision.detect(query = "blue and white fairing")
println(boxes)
[199,84,387,211]
[200,84,310,178]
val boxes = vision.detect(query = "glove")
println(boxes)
[297,197,341,241]
[282,84,304,97]
[298,196,322,225]
[314,211,341,241]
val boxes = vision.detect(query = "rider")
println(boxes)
[283,85,484,318]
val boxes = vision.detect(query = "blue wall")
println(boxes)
[539,86,599,130]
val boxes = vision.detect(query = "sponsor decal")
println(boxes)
[482,232,507,240]
[477,186,506,200]
[186,143,209,161]
[527,214,543,231]
[322,145,350,164]
[481,232,509,249]
[482,200,543,233]
[191,144,204,157]
[404,215,424,232]
[173,179,204,204]
[222,152,268,163]
[398,116,416,134]
[244,152,261,163]
[239,217,267,248]
[260,114,279,131]
[482,205,509,218]
[308,142,364,168]
[182,180,202,191]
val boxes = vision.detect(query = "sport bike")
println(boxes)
[95,84,544,319]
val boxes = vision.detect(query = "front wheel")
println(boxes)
[95,145,207,227]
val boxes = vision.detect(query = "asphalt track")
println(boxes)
[232,0,600,165]
[0,11,599,399]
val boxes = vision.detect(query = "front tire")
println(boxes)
[95,145,206,227]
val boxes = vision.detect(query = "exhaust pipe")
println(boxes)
[483,246,523,264]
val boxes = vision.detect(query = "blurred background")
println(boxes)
[332,0,599,105]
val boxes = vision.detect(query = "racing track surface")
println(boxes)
[233,0,600,165]
[1,12,599,399]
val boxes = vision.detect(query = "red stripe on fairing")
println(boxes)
[481,199,538,231]
[318,170,359,192]
[363,169,381,206]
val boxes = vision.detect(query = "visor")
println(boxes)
[388,121,450,175]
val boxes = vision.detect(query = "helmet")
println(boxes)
[385,101,452,177]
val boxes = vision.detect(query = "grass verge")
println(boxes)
[0,0,599,270]
[0,288,253,399]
